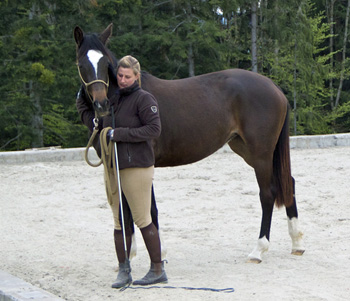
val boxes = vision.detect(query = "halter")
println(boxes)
[77,64,110,88]
[77,63,109,103]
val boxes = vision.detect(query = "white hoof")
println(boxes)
[288,217,305,256]
[248,236,269,263]
[291,249,305,256]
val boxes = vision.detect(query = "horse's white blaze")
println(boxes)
[288,217,305,253]
[87,49,103,78]
[248,236,269,262]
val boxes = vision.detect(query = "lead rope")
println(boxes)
[120,284,234,293]
[84,117,103,168]
[84,117,117,205]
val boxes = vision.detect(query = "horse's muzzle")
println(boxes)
[93,98,110,117]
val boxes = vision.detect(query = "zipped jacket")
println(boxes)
[76,82,161,169]
[104,81,161,169]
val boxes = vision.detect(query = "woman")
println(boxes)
[76,55,166,288]
[104,55,166,288]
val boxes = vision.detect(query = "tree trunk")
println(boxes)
[29,81,44,148]
[186,1,195,77]
[293,40,298,136]
[327,0,336,108]
[335,0,350,108]
[29,3,43,148]
[251,1,258,73]
[188,42,195,77]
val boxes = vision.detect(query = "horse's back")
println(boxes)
[142,69,288,167]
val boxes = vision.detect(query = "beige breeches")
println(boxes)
[106,166,154,230]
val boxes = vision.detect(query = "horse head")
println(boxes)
[74,24,114,117]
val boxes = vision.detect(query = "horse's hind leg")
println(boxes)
[286,177,305,255]
[247,157,276,263]
[228,138,275,262]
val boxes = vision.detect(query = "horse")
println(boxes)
[74,23,305,263]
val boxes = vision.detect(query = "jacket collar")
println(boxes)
[119,81,140,96]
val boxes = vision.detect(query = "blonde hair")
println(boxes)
[117,55,141,86]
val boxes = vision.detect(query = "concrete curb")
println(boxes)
[289,133,350,149]
[1,133,350,164]
[0,147,99,165]
[0,270,64,301]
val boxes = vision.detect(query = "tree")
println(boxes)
[334,0,350,108]
[1,0,350,151]
[251,0,258,72]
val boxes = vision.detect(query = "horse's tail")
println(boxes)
[273,105,293,208]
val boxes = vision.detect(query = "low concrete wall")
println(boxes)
[0,270,63,301]
[1,133,350,164]
[289,133,350,149]
[0,147,99,165]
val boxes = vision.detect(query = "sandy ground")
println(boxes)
[1,147,350,301]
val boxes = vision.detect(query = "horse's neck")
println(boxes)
[107,80,119,99]
[141,73,161,93]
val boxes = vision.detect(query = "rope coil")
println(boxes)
[84,125,117,205]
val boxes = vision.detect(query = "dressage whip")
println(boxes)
[110,105,132,279]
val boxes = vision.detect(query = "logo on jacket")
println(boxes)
[151,106,158,113]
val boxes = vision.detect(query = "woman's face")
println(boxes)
[117,67,139,89]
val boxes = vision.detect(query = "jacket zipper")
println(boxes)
[126,144,131,162]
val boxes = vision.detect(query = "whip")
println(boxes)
[111,105,132,279]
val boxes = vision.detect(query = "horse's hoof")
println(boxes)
[246,258,262,264]
[291,249,305,256]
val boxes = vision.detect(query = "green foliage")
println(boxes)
[0,0,350,151]
[30,62,55,85]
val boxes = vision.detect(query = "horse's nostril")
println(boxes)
[93,101,102,111]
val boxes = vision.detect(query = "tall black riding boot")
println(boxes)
[111,229,132,288]
[133,223,168,286]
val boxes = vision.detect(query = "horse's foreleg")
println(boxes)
[286,177,305,256]
[150,185,167,260]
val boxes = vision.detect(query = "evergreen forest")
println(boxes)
[1,0,350,151]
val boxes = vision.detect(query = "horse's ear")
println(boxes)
[99,23,113,45]
[74,26,84,47]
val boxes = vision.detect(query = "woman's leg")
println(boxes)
[120,167,167,285]
[107,170,133,288]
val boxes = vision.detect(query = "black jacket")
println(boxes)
[76,82,161,169]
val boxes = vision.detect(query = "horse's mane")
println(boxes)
[141,71,151,80]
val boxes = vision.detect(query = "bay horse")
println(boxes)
[74,23,305,263]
